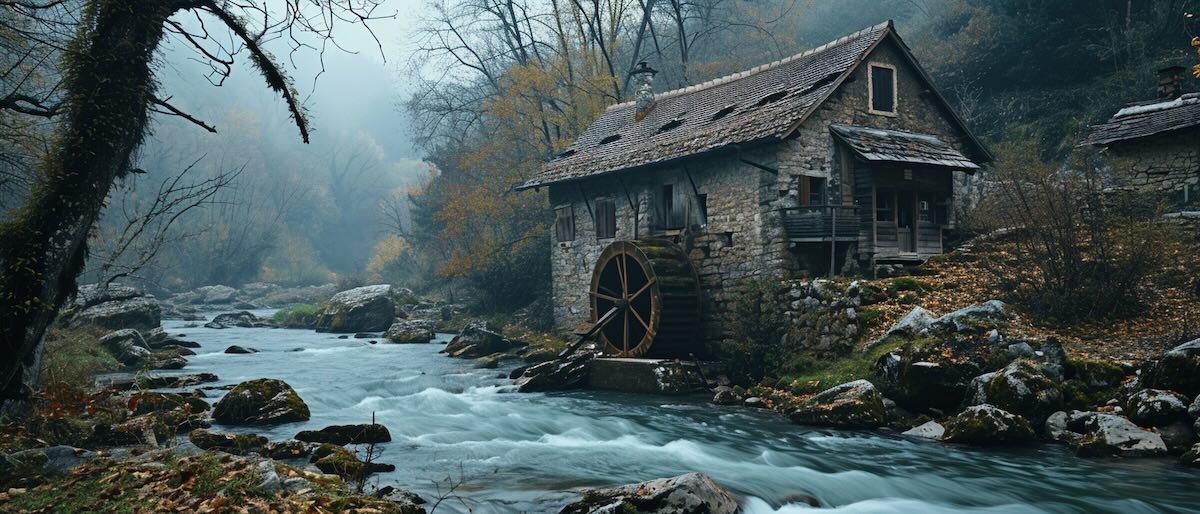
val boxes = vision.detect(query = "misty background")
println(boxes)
[62,0,1198,315]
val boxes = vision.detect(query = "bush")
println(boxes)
[976,137,1178,322]
[272,304,321,329]
[39,326,121,387]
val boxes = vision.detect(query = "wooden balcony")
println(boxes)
[780,206,860,242]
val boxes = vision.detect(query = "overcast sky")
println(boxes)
[155,1,426,161]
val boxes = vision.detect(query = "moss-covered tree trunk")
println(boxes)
[0,1,177,415]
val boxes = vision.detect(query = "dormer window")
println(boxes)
[868,63,897,115]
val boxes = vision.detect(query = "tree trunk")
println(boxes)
[0,0,174,416]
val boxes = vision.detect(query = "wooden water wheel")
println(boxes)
[589,239,701,358]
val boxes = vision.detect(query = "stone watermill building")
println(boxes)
[517,21,992,356]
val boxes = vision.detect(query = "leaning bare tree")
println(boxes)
[0,0,388,415]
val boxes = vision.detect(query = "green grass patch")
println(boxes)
[856,307,886,328]
[39,326,120,388]
[776,337,910,396]
[272,303,321,329]
[889,277,930,293]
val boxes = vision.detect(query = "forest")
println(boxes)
[1,1,1200,513]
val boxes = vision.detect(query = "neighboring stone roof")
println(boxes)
[831,124,979,170]
[1081,92,1200,146]
[517,22,895,190]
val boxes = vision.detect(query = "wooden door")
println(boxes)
[896,190,917,253]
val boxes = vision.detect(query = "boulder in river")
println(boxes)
[196,284,239,304]
[1123,389,1190,427]
[516,341,597,393]
[315,284,397,333]
[224,345,259,354]
[99,329,152,366]
[787,380,887,428]
[205,311,263,329]
[942,404,1036,445]
[384,320,435,344]
[444,320,519,358]
[902,421,946,440]
[295,424,391,445]
[212,378,310,425]
[558,472,738,514]
[1057,411,1167,457]
[1140,338,1200,397]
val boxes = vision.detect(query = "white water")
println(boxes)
[161,314,1198,514]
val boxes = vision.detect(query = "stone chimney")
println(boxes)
[1157,66,1186,100]
[630,61,658,120]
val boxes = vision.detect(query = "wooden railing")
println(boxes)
[780,205,860,241]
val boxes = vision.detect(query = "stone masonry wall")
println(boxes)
[1108,128,1200,199]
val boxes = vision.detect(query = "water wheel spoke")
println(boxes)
[628,277,655,301]
[618,254,628,296]
[623,310,630,355]
[589,290,620,302]
[629,306,654,336]
[598,285,620,298]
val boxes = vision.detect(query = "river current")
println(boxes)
[162,314,1198,514]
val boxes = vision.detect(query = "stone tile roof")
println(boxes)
[517,22,896,190]
[1081,92,1200,146]
[830,124,979,170]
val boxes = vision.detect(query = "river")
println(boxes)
[161,313,1198,514]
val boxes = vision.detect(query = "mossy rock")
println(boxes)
[212,378,310,425]
[188,428,267,455]
[943,404,1036,445]
[311,443,395,479]
[982,359,1063,426]
[1141,339,1200,397]
[295,424,391,445]
[132,392,209,415]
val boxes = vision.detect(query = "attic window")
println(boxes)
[658,119,685,133]
[599,134,622,145]
[756,90,789,107]
[711,105,736,121]
[868,63,897,115]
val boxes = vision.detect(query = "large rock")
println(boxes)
[863,306,936,351]
[295,424,391,445]
[1124,389,1190,427]
[787,380,887,428]
[902,421,946,440]
[384,320,435,344]
[72,284,144,310]
[444,320,517,358]
[942,404,1036,445]
[967,360,1063,427]
[930,300,1009,335]
[1062,411,1167,457]
[212,379,310,425]
[873,345,987,413]
[315,285,396,333]
[1140,338,1200,397]
[516,343,597,392]
[205,311,265,329]
[196,285,238,304]
[558,473,738,514]
[99,329,152,365]
[188,428,268,455]
[310,443,395,479]
[69,296,161,332]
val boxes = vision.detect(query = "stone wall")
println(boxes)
[1108,128,1200,202]
[778,279,870,353]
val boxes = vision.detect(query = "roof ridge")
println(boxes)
[604,20,893,113]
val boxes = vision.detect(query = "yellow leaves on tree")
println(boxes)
[366,234,408,276]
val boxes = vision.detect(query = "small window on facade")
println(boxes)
[918,192,934,223]
[869,63,896,115]
[695,193,708,227]
[595,198,616,239]
[554,205,575,242]
[875,190,895,222]
[798,176,826,206]
[658,184,684,230]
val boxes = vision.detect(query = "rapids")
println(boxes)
[163,314,1197,513]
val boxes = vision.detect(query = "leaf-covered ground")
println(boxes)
[859,237,1200,362]
[0,450,422,514]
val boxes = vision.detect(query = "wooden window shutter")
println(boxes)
[555,205,575,242]
[596,199,616,239]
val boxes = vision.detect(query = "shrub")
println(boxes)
[975,136,1178,322]
[39,326,120,387]
[272,304,322,329]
